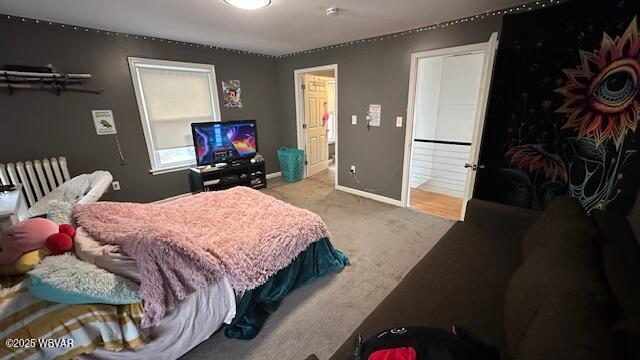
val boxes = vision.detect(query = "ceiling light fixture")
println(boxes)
[223,0,271,10]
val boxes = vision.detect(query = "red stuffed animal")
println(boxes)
[45,224,75,255]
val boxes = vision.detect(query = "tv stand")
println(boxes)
[189,161,267,193]
[230,159,250,167]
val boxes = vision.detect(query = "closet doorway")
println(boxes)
[401,33,498,220]
[294,64,338,185]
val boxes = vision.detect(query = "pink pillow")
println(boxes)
[73,227,140,283]
[0,218,58,264]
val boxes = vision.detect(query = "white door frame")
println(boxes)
[294,64,338,188]
[400,34,499,219]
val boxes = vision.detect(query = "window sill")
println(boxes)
[149,163,195,175]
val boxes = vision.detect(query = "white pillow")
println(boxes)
[63,175,91,203]
[47,200,73,224]
[28,253,141,305]
[23,172,112,220]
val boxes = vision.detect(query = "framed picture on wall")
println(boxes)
[222,80,242,109]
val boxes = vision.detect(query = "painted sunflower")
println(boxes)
[556,16,640,148]
[506,144,568,183]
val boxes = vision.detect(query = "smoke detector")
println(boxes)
[326,7,340,16]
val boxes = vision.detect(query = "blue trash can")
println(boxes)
[277,147,305,183]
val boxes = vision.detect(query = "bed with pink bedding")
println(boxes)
[71,186,348,352]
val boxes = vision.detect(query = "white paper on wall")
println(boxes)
[368,104,381,127]
[91,110,117,135]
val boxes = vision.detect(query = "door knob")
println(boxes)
[464,163,485,171]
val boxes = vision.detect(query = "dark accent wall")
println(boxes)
[0,18,280,203]
[475,0,640,213]
[275,17,502,200]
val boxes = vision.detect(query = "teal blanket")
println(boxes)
[224,238,348,339]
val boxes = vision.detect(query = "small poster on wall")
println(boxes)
[368,104,381,127]
[91,110,117,135]
[222,80,242,109]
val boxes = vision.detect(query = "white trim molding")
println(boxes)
[293,64,338,190]
[148,164,193,175]
[266,172,281,179]
[401,39,498,220]
[336,185,403,207]
[154,192,193,203]
[128,57,221,175]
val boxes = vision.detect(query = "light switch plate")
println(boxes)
[396,117,403,127]
[351,115,357,125]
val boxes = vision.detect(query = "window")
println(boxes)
[128,58,221,174]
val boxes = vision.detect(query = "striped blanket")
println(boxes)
[0,276,146,360]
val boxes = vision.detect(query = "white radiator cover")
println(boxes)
[0,157,71,207]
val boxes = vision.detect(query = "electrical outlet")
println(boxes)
[351,115,357,125]
[350,165,356,174]
[112,181,121,191]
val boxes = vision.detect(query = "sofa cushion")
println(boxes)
[464,199,539,237]
[504,236,611,355]
[516,292,615,360]
[594,210,640,319]
[330,221,522,360]
[520,196,600,259]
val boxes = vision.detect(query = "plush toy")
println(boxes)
[45,224,76,255]
[0,249,48,276]
[0,218,58,265]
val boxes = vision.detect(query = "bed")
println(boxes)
[1,186,348,359]
[82,279,236,360]
[0,276,235,360]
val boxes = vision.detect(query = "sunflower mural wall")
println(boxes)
[475,0,640,213]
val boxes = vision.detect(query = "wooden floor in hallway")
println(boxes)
[410,188,463,220]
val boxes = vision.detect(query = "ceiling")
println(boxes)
[0,0,530,56]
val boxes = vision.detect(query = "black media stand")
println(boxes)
[189,160,267,193]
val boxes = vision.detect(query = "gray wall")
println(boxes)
[276,17,502,200]
[0,18,280,203]
[1,15,503,203]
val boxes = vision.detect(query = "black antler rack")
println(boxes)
[0,65,103,95]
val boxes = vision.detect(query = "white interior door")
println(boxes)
[461,32,499,218]
[304,74,329,177]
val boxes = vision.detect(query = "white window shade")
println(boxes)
[138,67,215,150]
[129,57,221,174]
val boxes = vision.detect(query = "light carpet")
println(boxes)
[181,169,453,360]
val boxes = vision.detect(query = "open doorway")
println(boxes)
[294,65,338,186]
[402,34,498,220]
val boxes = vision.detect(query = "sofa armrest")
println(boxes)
[464,199,539,236]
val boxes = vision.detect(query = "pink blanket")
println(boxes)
[73,187,330,327]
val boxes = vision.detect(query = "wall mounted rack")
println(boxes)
[0,65,102,95]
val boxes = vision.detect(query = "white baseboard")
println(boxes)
[335,185,403,207]
[154,173,280,203]
[154,192,192,203]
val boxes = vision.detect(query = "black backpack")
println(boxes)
[347,326,499,360]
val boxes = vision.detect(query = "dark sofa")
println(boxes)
[329,196,640,360]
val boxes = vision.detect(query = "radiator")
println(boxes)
[0,157,71,208]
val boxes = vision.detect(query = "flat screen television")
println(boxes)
[191,120,258,166]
